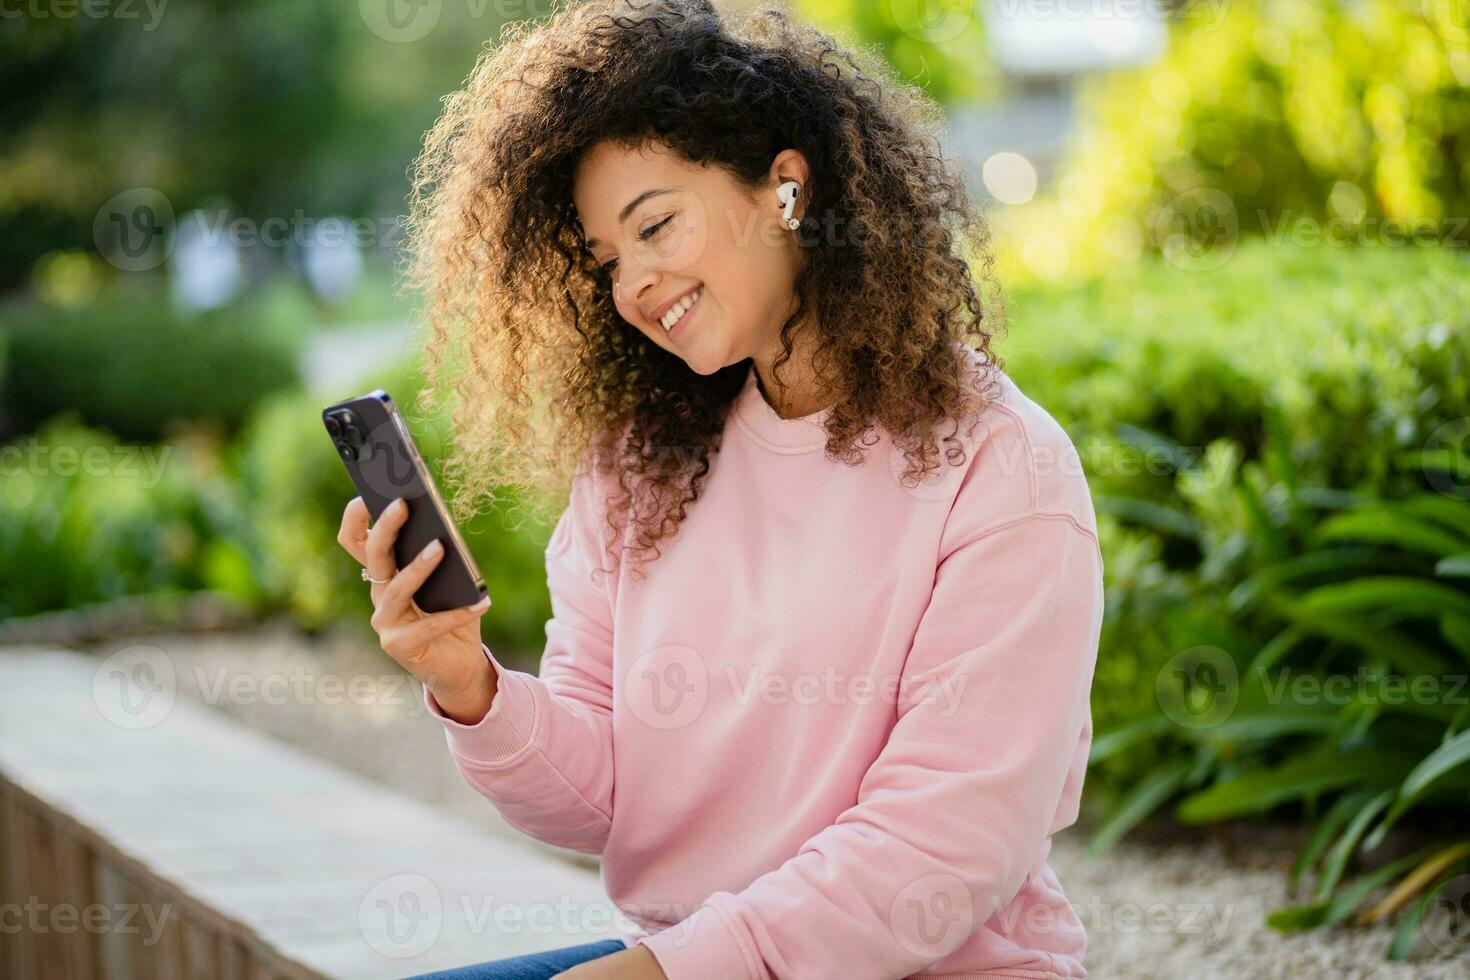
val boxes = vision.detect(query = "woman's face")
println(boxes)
[572,139,808,376]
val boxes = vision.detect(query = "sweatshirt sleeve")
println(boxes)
[635,510,1103,980]
[421,461,620,855]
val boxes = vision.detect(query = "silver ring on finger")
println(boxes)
[361,566,393,585]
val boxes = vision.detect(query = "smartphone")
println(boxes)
[322,388,489,614]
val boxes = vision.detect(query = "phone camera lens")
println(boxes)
[325,415,342,438]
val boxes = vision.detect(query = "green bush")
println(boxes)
[0,416,260,620]
[999,0,1470,283]
[0,290,303,444]
[998,240,1470,958]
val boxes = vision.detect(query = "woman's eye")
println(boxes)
[639,214,676,241]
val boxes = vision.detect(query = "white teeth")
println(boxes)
[660,286,702,331]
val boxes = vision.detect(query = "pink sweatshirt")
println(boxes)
[424,347,1103,979]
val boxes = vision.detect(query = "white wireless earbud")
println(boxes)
[776,180,801,230]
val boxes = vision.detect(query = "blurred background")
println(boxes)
[3,0,1470,975]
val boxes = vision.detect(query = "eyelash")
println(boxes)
[600,213,677,274]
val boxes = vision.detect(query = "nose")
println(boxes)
[618,254,661,312]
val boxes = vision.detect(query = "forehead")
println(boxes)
[573,140,705,230]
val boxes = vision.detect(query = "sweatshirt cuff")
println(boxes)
[422,644,537,765]
[634,899,764,980]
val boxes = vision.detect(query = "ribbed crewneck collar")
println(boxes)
[731,361,832,453]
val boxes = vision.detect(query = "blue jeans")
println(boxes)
[405,938,630,979]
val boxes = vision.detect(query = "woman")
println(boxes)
[335,1,1103,977]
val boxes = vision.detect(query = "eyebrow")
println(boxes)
[583,187,677,249]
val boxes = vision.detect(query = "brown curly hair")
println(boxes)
[402,0,1004,583]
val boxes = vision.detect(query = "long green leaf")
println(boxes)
[1174,745,1416,824]
[1288,615,1454,677]
[1315,789,1395,901]
[1228,548,1381,613]
[1087,761,1193,857]
[1386,859,1470,961]
[1402,728,1470,798]
[1289,789,1377,893]
[1296,577,1470,622]
[1089,714,1176,764]
[1318,511,1466,558]
[1270,844,1446,932]
[1237,466,1289,560]
[1093,494,1201,539]
[1321,844,1443,926]
[1399,496,1470,542]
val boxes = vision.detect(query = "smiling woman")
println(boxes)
[393,2,1101,979]
[401,0,1004,572]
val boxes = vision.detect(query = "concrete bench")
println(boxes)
[0,648,624,979]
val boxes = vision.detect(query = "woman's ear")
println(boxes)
[768,148,811,198]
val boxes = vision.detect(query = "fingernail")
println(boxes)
[471,596,490,611]
[392,498,407,515]
[419,539,443,561]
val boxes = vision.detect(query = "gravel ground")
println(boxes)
[55,621,1470,979]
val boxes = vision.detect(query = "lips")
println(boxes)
[650,284,704,332]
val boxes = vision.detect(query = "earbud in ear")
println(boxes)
[776,180,801,230]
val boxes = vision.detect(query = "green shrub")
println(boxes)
[1001,241,1470,959]
[0,289,303,444]
[0,416,259,619]
[998,0,1470,283]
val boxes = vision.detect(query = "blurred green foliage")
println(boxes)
[999,0,1470,283]
[0,287,303,444]
[1000,240,1470,959]
[1002,239,1470,764]
[0,0,514,290]
[796,0,996,105]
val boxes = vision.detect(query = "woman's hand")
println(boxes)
[336,495,496,724]
[555,943,668,979]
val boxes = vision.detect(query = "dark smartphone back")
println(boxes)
[322,389,489,614]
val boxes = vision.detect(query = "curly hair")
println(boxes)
[402,0,1004,584]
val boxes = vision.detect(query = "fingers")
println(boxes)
[378,594,491,661]
[373,537,445,626]
[337,496,371,565]
[365,497,408,582]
